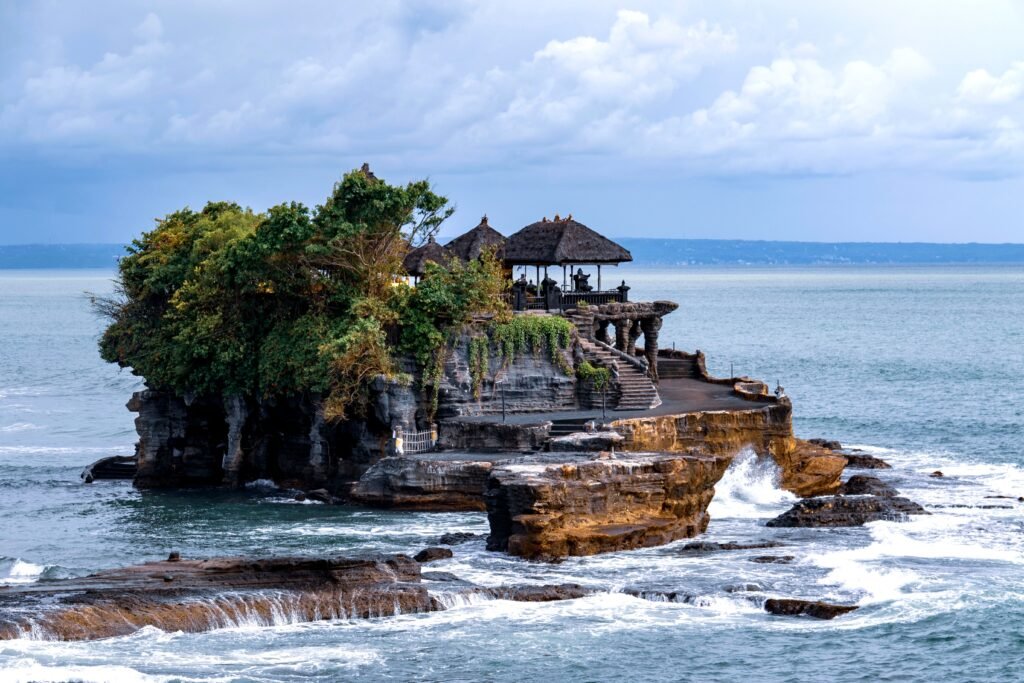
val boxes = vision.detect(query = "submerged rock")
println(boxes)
[750,555,795,564]
[839,475,899,497]
[764,598,858,620]
[484,451,730,560]
[414,547,454,563]
[680,540,785,553]
[482,584,591,602]
[435,532,485,546]
[80,455,136,483]
[766,495,927,528]
[843,453,892,469]
[808,439,843,451]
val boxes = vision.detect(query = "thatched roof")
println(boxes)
[402,236,450,276]
[504,215,632,266]
[444,215,506,262]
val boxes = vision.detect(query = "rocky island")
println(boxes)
[12,165,917,640]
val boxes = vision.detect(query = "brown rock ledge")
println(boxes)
[0,554,593,642]
[484,451,731,560]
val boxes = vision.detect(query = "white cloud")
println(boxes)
[957,62,1024,105]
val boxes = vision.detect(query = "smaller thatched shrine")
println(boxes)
[402,236,450,280]
[445,215,506,262]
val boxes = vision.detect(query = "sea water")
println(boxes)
[1,266,1023,682]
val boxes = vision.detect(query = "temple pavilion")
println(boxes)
[405,213,633,311]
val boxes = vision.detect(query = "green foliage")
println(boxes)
[97,167,456,420]
[491,315,574,375]
[576,360,611,391]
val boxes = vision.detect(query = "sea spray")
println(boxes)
[708,448,796,519]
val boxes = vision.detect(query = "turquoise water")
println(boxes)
[1,266,1023,682]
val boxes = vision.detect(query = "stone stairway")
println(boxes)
[549,417,596,437]
[578,339,660,411]
[656,355,699,379]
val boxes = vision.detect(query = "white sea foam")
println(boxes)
[707,448,796,519]
[0,661,166,683]
[0,423,40,433]
[0,558,45,585]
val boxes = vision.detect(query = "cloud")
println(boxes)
[957,62,1024,105]
[0,2,1023,178]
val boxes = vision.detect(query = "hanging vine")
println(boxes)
[468,335,490,399]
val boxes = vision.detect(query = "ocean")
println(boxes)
[1,266,1023,682]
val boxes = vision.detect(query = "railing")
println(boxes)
[561,290,625,308]
[510,287,629,312]
[395,426,437,455]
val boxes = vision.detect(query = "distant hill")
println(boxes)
[617,239,1024,265]
[0,244,125,269]
[3,240,1024,269]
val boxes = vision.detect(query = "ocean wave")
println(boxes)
[0,557,44,585]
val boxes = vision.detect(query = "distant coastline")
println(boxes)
[3,240,1024,269]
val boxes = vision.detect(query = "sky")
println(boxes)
[1,0,1023,244]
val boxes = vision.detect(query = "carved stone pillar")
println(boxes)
[595,320,611,345]
[640,316,663,383]
[614,320,630,352]
[627,320,642,355]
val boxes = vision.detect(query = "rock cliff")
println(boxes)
[484,452,731,560]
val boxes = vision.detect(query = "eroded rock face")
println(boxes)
[350,456,495,511]
[128,371,424,494]
[436,419,550,452]
[774,439,849,498]
[610,408,845,498]
[484,452,731,560]
[766,495,927,528]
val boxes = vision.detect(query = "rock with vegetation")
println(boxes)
[484,451,731,560]
[96,167,514,492]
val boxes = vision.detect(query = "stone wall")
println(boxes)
[435,328,577,418]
